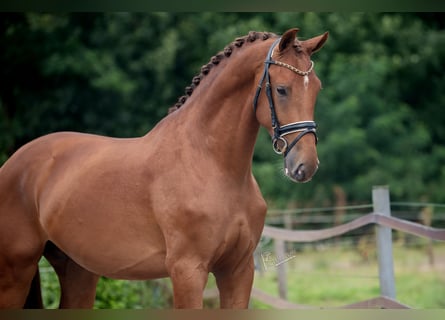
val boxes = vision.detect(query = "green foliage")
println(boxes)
[39,258,172,309]
[93,278,172,309]
[1,13,444,206]
[255,13,445,206]
[39,258,61,309]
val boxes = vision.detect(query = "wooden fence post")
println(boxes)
[274,238,288,300]
[372,185,396,299]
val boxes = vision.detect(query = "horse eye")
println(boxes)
[276,86,287,96]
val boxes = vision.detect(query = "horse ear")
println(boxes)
[278,28,299,52]
[303,31,329,55]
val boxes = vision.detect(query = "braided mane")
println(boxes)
[168,31,278,114]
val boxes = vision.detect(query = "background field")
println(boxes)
[251,242,445,308]
[39,240,445,309]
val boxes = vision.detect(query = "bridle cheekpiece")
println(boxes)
[253,37,318,156]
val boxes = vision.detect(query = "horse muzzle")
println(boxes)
[284,148,319,183]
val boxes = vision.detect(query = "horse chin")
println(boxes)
[284,156,319,183]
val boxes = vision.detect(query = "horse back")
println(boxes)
[0,131,134,222]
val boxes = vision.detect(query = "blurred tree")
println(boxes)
[1,12,444,206]
[255,13,445,205]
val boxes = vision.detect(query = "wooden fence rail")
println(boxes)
[261,212,445,242]
[205,185,445,309]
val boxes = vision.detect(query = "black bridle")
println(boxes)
[253,38,318,157]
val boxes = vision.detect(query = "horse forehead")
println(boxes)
[283,49,310,68]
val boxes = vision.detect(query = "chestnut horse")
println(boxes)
[0,28,328,308]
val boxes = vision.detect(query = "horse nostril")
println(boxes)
[285,158,318,183]
[294,164,306,182]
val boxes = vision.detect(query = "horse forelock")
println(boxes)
[167,31,279,115]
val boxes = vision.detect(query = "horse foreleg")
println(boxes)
[166,258,209,308]
[0,262,41,309]
[44,242,99,308]
[214,257,255,309]
[0,215,44,308]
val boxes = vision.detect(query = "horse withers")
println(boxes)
[0,28,328,308]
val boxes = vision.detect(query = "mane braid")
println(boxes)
[167,31,278,114]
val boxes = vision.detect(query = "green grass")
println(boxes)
[252,243,445,309]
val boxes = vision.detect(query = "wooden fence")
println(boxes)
[205,185,445,309]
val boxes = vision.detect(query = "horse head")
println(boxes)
[254,28,328,183]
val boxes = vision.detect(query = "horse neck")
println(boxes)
[168,42,268,176]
